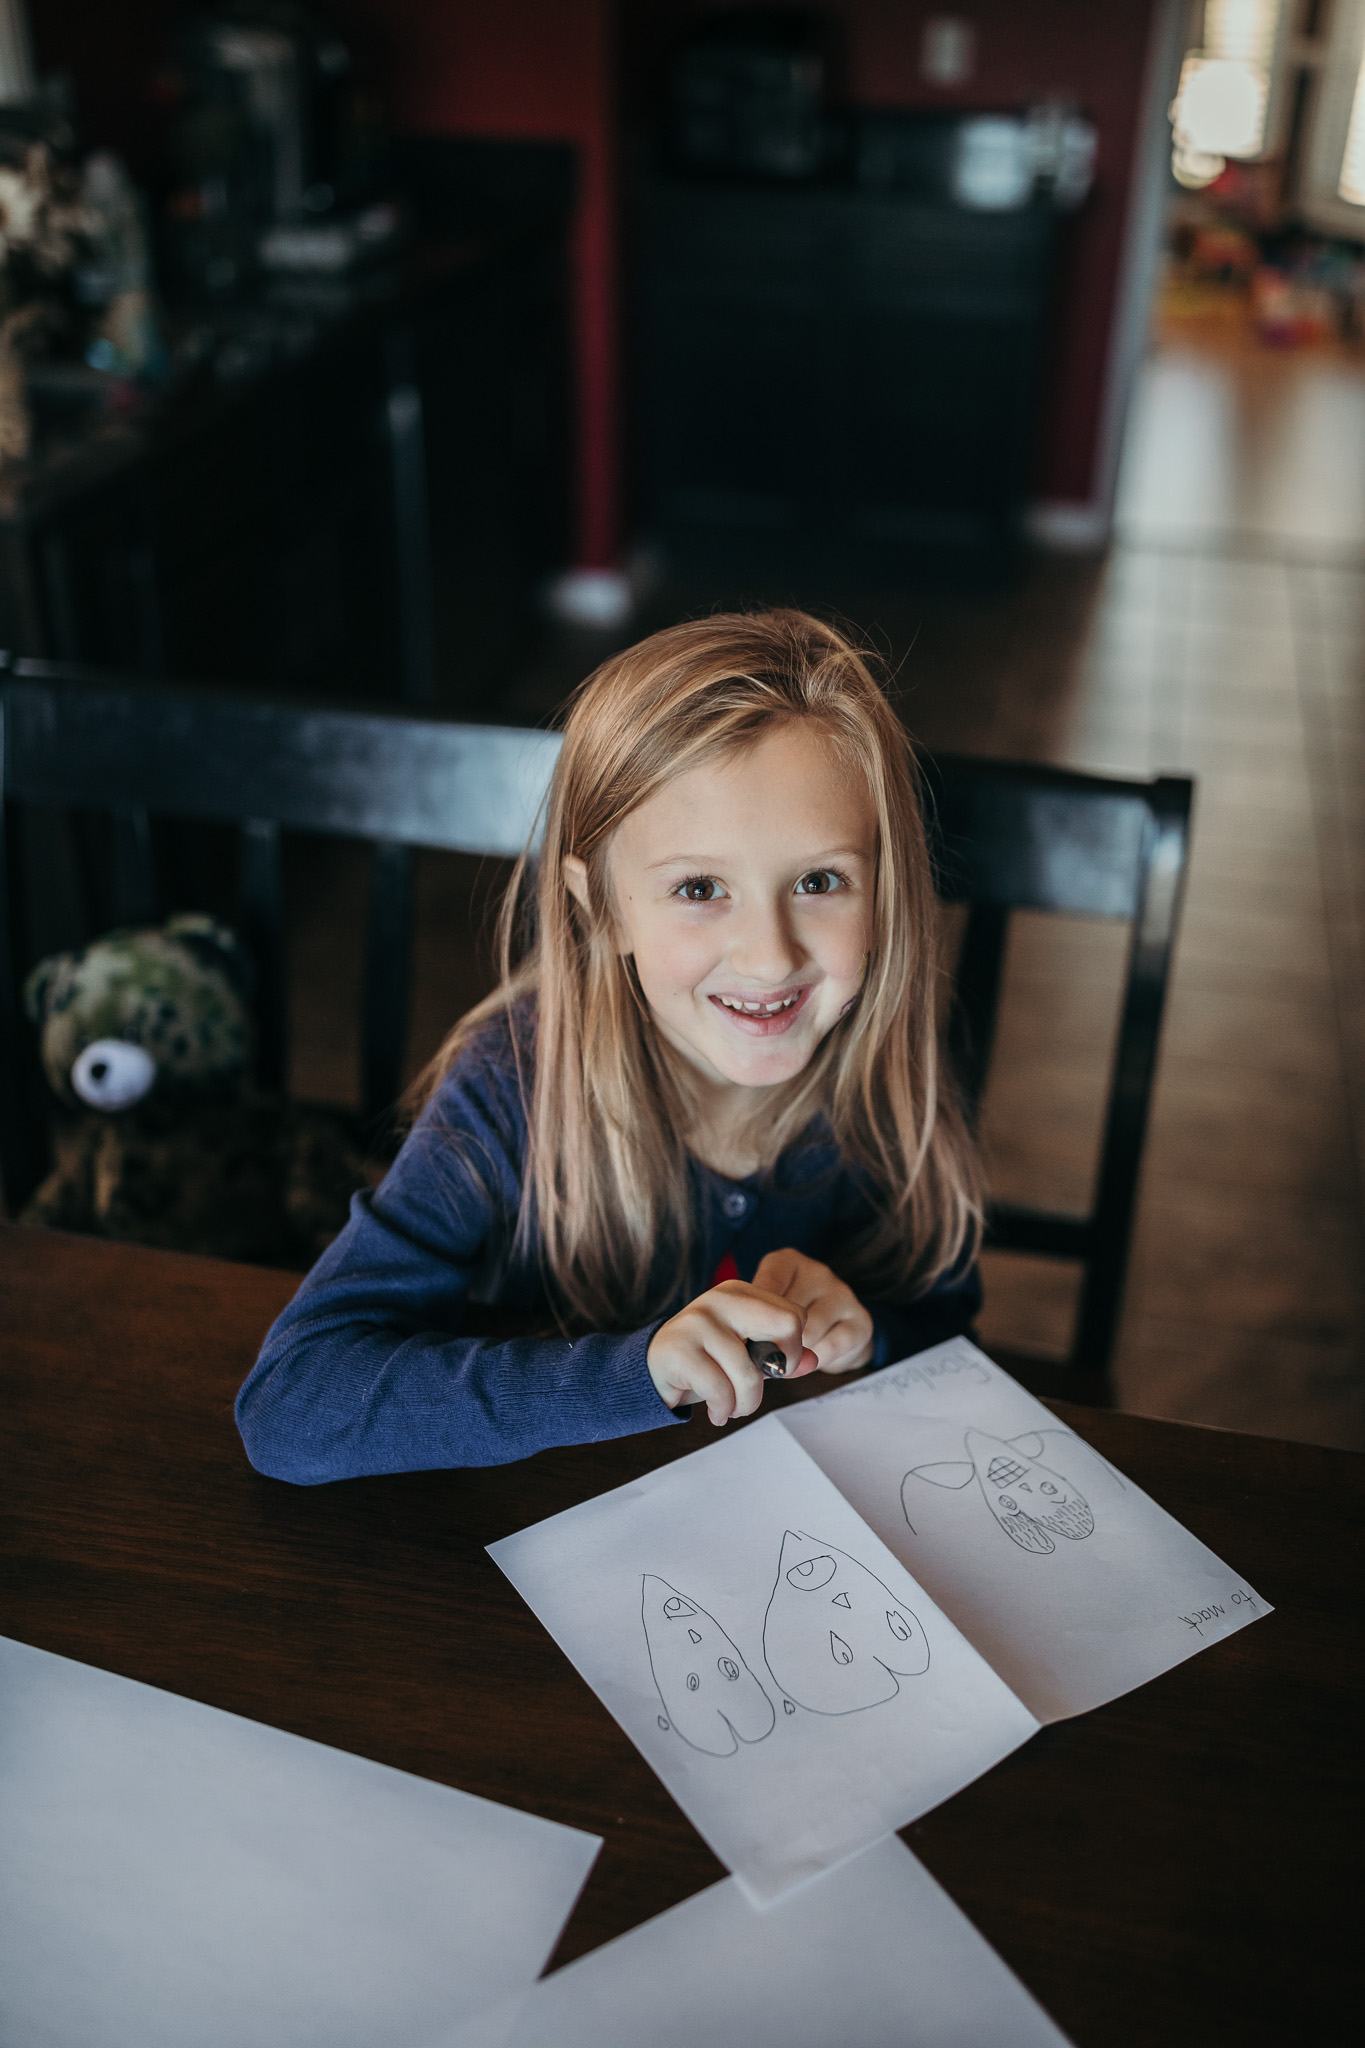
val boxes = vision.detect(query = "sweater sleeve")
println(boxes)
[235,1040,681,1483]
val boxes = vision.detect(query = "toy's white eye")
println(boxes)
[71,1038,156,1110]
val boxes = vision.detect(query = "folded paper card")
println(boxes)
[783,1337,1271,1722]
[430,1834,1073,2048]
[489,1416,1040,1905]
[0,1634,600,2048]
[491,1345,1269,1904]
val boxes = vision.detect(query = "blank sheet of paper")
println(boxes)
[488,1416,1038,1905]
[0,1634,600,2048]
[784,1338,1272,1722]
[432,1834,1072,2048]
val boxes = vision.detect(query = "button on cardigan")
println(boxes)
[235,1005,980,1483]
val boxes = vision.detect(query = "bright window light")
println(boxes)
[1339,52,1365,205]
[1175,54,1268,155]
[1169,0,1283,188]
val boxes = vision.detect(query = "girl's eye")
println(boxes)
[794,869,846,897]
[675,875,727,903]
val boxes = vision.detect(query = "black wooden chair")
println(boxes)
[0,658,561,1216]
[2,660,1190,1390]
[923,754,1193,1387]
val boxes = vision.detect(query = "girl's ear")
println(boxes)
[562,855,591,911]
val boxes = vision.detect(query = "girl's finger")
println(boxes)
[711,1282,806,1350]
[701,1318,769,1418]
[751,1247,805,1300]
[676,1345,744,1426]
[814,1321,874,1373]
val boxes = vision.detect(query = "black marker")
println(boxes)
[746,1337,791,1380]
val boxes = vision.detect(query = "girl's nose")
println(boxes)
[728,899,803,983]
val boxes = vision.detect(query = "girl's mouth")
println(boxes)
[707,984,813,1036]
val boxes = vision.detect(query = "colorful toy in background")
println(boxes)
[1250,263,1338,346]
[77,152,163,379]
[0,122,90,462]
[22,914,386,1267]
[1166,205,1365,349]
[0,88,166,466]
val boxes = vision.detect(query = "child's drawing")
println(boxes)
[903,1428,1097,1555]
[762,1531,930,1716]
[642,1576,776,1756]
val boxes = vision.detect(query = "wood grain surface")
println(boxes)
[1,1223,1359,2045]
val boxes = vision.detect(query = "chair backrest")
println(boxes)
[921,752,1193,1376]
[0,660,562,1208]
[2,662,1191,1379]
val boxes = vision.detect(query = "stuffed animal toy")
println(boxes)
[21,914,386,1267]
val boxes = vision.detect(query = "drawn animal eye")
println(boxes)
[1041,1481,1058,1496]
[794,868,847,897]
[718,1657,740,1681]
[787,1554,838,1590]
[662,1596,696,1619]
[675,875,727,903]
[829,1631,854,1665]
[686,1672,700,1692]
[999,1495,1018,1514]
[885,1610,913,1643]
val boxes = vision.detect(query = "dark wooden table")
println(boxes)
[2,1224,1359,2044]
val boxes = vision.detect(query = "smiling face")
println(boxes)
[598,721,877,1096]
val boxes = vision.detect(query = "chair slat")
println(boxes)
[1073,781,1192,1371]
[237,819,287,1094]
[948,901,1008,1119]
[3,668,560,857]
[985,1204,1092,1260]
[0,735,44,1211]
[110,806,158,927]
[927,757,1150,919]
[362,839,415,1123]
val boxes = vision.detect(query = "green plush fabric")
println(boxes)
[20,914,390,1269]
[24,913,252,1106]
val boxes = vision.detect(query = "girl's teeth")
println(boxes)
[719,994,799,1015]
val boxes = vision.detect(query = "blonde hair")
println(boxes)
[414,609,980,1329]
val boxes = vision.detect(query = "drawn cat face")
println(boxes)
[762,1531,929,1716]
[966,1430,1094,1553]
[903,1429,1095,1556]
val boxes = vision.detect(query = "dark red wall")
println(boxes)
[355,1,621,568]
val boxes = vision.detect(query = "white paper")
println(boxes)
[784,1338,1272,1722]
[0,1634,600,2048]
[488,1416,1038,1905]
[432,1834,1073,2048]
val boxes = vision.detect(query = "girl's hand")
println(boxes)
[647,1281,819,1426]
[750,1249,874,1375]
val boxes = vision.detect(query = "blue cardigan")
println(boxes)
[236,1008,980,1482]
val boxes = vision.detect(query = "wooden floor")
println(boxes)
[288,316,1365,1452]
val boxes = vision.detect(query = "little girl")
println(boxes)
[236,610,982,1482]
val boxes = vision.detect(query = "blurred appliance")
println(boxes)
[670,9,831,181]
[168,3,393,294]
[639,157,1064,584]
[854,105,1096,212]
